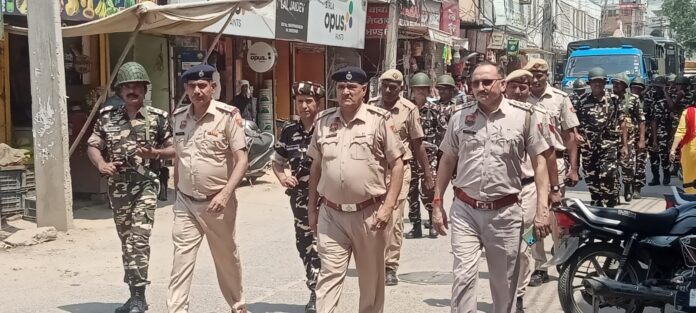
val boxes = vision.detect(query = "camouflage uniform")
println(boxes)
[618,93,645,187]
[407,98,456,225]
[272,121,321,291]
[645,92,673,179]
[88,104,173,287]
[576,93,624,206]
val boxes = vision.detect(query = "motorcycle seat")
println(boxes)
[585,206,679,236]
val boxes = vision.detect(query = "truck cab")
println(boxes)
[561,45,651,93]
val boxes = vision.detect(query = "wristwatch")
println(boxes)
[551,185,562,193]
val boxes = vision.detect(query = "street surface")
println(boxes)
[0,172,677,313]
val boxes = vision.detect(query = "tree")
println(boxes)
[662,0,696,52]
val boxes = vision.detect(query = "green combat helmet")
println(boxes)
[630,76,646,89]
[410,72,432,87]
[611,73,631,87]
[652,76,667,87]
[588,67,607,80]
[675,75,690,86]
[573,79,587,90]
[435,74,456,88]
[114,62,151,87]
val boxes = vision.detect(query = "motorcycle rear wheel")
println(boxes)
[558,242,645,313]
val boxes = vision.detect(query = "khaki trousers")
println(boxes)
[166,192,245,313]
[516,182,537,299]
[531,164,564,271]
[385,163,410,272]
[316,204,388,313]
[450,198,523,313]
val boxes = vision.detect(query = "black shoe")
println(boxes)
[428,227,438,238]
[528,270,549,287]
[624,185,633,203]
[633,187,642,199]
[648,177,661,186]
[115,286,135,313]
[305,291,316,313]
[385,269,398,286]
[516,296,524,313]
[405,223,422,239]
[423,220,431,229]
[663,171,672,186]
[128,286,147,313]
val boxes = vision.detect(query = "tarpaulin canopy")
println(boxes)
[7,0,272,37]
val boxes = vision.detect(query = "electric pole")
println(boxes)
[27,0,74,230]
[383,0,399,70]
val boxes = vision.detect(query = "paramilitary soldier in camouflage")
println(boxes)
[569,79,587,108]
[406,72,437,239]
[575,67,627,207]
[629,77,648,199]
[646,76,674,186]
[271,81,325,313]
[87,62,174,313]
[612,74,645,203]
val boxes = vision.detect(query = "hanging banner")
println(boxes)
[399,0,440,29]
[306,0,368,49]
[507,39,520,56]
[440,0,460,37]
[276,0,309,41]
[3,0,152,22]
[365,3,389,39]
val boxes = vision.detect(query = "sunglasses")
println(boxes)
[470,79,501,88]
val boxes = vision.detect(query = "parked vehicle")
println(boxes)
[244,120,274,184]
[549,198,696,312]
[664,185,696,209]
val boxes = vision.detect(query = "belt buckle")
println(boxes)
[340,203,358,212]
[476,201,493,210]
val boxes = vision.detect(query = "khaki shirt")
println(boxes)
[368,96,425,200]
[439,98,550,201]
[172,100,247,200]
[307,104,406,204]
[529,85,580,150]
[521,102,560,179]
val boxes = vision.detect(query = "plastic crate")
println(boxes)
[0,190,25,215]
[23,194,36,221]
[23,169,35,190]
[0,168,24,192]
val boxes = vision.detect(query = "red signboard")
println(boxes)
[366,3,389,39]
[440,0,460,37]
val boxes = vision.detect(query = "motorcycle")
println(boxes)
[664,180,696,209]
[243,120,274,184]
[548,198,696,313]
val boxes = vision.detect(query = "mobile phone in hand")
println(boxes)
[522,225,538,247]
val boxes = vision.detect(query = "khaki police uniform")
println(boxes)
[308,103,405,313]
[368,95,425,273]
[439,98,549,313]
[167,100,247,313]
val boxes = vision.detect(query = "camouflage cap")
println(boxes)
[292,81,326,99]
[611,73,630,86]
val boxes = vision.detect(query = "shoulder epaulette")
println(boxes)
[508,99,534,112]
[146,106,168,117]
[317,107,338,120]
[172,105,189,116]
[551,88,568,97]
[99,105,117,115]
[365,105,391,117]
[367,96,381,105]
[215,102,239,115]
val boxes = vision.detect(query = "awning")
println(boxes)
[6,0,271,37]
[399,26,454,46]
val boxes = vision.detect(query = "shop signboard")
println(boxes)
[488,31,505,50]
[365,3,388,39]
[276,0,309,41]
[399,0,440,30]
[2,0,155,21]
[507,39,520,56]
[247,42,277,73]
[172,0,276,39]
[440,0,460,37]
[176,50,205,77]
[306,0,367,49]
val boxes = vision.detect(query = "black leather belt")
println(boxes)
[521,176,535,186]
[454,188,519,210]
[179,191,216,202]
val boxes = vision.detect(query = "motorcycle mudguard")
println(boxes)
[543,237,580,267]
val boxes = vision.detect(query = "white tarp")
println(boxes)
[170,0,276,39]
[9,0,272,37]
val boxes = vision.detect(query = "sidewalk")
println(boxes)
[0,173,676,313]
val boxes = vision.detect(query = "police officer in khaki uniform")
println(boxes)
[504,69,562,313]
[367,69,432,287]
[307,66,406,313]
[524,58,581,286]
[166,64,249,313]
[432,63,552,313]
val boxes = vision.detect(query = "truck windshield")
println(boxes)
[566,54,642,77]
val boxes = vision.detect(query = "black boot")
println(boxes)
[633,186,642,199]
[423,211,432,229]
[114,286,135,313]
[385,268,398,286]
[663,170,671,186]
[129,286,147,313]
[516,296,525,313]
[305,291,316,313]
[624,184,633,203]
[405,222,422,239]
[648,167,661,186]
